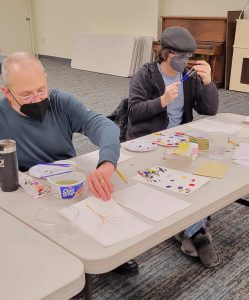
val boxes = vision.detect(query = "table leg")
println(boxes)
[236,198,249,207]
[84,273,93,300]
[71,273,92,300]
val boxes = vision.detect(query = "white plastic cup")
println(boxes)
[48,171,86,200]
[209,132,228,159]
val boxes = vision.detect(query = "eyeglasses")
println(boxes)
[169,51,193,58]
[8,89,48,103]
[18,90,48,102]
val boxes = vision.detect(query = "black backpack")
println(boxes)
[107,97,128,142]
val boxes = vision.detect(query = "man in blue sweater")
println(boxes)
[1,52,141,275]
[0,52,137,275]
[0,52,121,201]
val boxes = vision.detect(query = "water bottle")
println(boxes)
[0,140,19,192]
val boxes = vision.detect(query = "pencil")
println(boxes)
[116,168,128,184]
[228,139,240,146]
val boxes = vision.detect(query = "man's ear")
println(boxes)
[1,86,9,97]
[1,86,12,104]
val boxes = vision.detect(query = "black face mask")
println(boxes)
[20,98,50,122]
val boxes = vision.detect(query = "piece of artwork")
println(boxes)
[123,140,157,152]
[133,166,209,195]
[153,132,188,147]
[60,196,151,247]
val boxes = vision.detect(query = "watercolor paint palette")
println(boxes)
[153,132,188,147]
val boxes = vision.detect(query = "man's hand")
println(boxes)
[87,161,115,201]
[160,82,180,108]
[193,60,212,85]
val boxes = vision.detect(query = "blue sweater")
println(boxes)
[0,89,120,171]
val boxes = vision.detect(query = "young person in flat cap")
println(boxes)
[126,26,220,268]
[126,26,218,140]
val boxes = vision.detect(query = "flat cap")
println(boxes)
[160,26,196,52]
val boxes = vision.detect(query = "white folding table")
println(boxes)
[0,208,85,300]
[0,113,249,299]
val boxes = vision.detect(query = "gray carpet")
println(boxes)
[88,203,249,300]
[1,56,249,299]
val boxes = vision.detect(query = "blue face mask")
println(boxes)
[170,56,188,73]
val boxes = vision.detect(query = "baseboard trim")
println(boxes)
[37,54,71,63]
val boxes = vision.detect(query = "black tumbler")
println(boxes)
[0,140,19,192]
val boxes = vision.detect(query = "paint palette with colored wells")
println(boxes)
[134,166,209,195]
[153,133,188,147]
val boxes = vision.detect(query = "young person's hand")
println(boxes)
[194,60,212,85]
[160,81,180,108]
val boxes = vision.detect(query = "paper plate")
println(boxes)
[28,162,75,179]
[124,140,157,152]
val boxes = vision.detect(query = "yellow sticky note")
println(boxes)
[189,135,209,151]
[193,161,228,179]
[175,142,190,155]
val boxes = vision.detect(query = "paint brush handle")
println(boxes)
[38,163,72,167]
[41,170,73,179]
[181,67,196,82]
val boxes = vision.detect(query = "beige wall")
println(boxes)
[2,0,249,58]
[161,0,249,18]
[33,0,159,59]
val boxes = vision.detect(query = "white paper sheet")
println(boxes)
[244,116,249,124]
[187,119,242,134]
[76,151,133,171]
[238,127,249,139]
[60,196,151,247]
[115,184,190,221]
[233,159,249,168]
[233,143,249,160]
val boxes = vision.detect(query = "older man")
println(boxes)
[0,52,138,274]
[0,52,120,201]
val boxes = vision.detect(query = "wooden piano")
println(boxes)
[152,16,227,88]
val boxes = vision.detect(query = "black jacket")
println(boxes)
[126,62,219,140]
[107,97,128,142]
